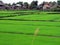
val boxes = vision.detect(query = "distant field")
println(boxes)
[0,10,60,45]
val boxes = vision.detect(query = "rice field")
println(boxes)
[0,10,60,45]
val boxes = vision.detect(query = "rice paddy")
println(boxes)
[0,10,60,45]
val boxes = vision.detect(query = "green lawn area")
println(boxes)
[0,10,60,45]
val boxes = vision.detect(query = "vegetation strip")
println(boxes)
[0,22,60,27]
[20,24,60,27]
[0,19,60,22]
[0,13,33,18]
[0,31,60,38]
[47,13,60,14]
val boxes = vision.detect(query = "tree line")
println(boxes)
[0,0,60,11]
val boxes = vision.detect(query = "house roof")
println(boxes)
[16,4,21,6]
[0,1,4,5]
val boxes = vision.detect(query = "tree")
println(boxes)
[16,1,23,8]
[42,1,46,6]
[30,1,38,9]
[23,2,29,9]
[58,0,60,5]
[56,0,60,12]
[12,3,16,6]
[52,1,57,6]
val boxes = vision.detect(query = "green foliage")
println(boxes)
[58,0,60,5]
[23,2,29,9]
[30,1,38,9]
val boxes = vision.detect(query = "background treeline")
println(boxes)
[0,0,60,11]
